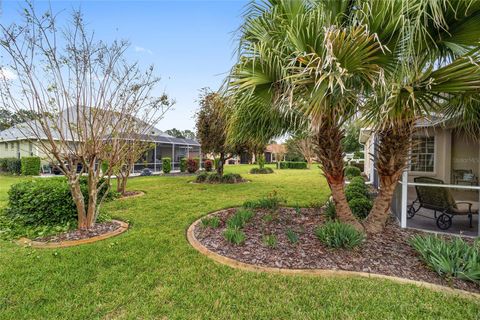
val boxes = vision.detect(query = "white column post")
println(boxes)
[400,169,408,228]
[172,143,175,171]
[187,144,190,159]
[199,148,202,170]
[154,142,157,172]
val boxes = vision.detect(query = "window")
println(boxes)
[10,142,14,150]
[4,143,7,151]
[410,136,435,172]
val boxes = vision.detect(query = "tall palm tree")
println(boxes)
[356,0,480,233]
[227,0,385,230]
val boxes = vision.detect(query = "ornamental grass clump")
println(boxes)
[315,221,364,249]
[242,191,282,210]
[226,209,254,229]
[201,216,220,229]
[223,228,246,245]
[409,235,480,283]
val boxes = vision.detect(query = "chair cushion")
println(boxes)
[452,201,479,214]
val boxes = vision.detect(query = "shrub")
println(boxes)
[243,191,282,210]
[223,228,246,245]
[213,158,220,169]
[257,154,266,169]
[286,229,299,244]
[21,157,41,175]
[250,167,273,174]
[226,209,254,229]
[195,172,209,183]
[262,234,277,248]
[207,173,222,183]
[5,177,116,226]
[315,221,364,249]
[279,161,307,169]
[345,184,368,198]
[162,157,172,174]
[324,199,336,220]
[140,168,152,176]
[348,197,373,219]
[353,150,365,159]
[180,158,187,173]
[222,173,243,183]
[345,165,361,179]
[201,216,220,228]
[187,158,198,173]
[409,235,480,283]
[1,158,21,175]
[101,160,109,174]
[204,159,213,172]
[349,176,366,187]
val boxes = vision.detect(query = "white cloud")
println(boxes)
[0,67,17,81]
[134,46,153,55]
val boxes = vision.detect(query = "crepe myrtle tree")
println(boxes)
[285,132,317,169]
[0,6,172,229]
[195,88,244,176]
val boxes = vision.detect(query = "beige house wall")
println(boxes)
[0,140,51,166]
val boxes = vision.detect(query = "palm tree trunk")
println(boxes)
[364,125,413,234]
[314,122,363,231]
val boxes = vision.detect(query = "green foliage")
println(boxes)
[206,173,222,183]
[20,157,40,175]
[4,177,116,227]
[345,183,368,199]
[348,197,373,219]
[187,158,198,173]
[221,173,243,183]
[345,166,361,179]
[226,209,254,229]
[262,234,277,248]
[286,229,299,244]
[195,172,209,183]
[250,167,274,174]
[0,158,21,175]
[101,160,109,174]
[196,172,245,184]
[353,151,365,159]
[243,191,282,210]
[223,228,246,245]
[410,235,480,283]
[324,199,336,220]
[180,158,187,173]
[213,158,220,169]
[201,216,220,228]
[257,154,266,169]
[204,159,213,172]
[349,176,367,187]
[279,161,307,169]
[315,221,364,249]
[162,158,172,174]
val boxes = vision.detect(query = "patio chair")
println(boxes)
[452,169,478,186]
[407,176,476,230]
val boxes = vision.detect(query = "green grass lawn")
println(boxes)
[0,166,479,319]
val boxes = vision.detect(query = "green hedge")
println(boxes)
[163,158,172,174]
[279,161,307,169]
[21,157,41,175]
[5,177,116,226]
[345,165,361,179]
[345,177,372,219]
[0,158,21,175]
[180,158,187,173]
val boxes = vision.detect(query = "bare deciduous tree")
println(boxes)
[0,5,172,229]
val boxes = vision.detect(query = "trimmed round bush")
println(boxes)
[162,158,172,174]
[345,184,368,197]
[180,158,187,173]
[348,197,373,219]
[349,176,366,186]
[315,221,364,249]
[21,157,41,175]
[250,167,274,174]
[204,159,213,172]
[345,165,361,179]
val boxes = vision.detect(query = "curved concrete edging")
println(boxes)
[187,213,480,300]
[17,220,129,249]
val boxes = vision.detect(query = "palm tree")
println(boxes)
[356,0,480,233]
[227,0,385,231]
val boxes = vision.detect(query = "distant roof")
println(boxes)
[0,108,199,146]
[265,143,286,154]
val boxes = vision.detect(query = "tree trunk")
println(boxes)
[314,121,363,231]
[217,153,225,176]
[364,125,413,234]
[86,174,98,228]
[116,167,130,195]
[69,176,88,230]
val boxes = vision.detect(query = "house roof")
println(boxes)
[265,143,286,154]
[0,108,200,146]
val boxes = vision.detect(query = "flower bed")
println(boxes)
[191,206,479,294]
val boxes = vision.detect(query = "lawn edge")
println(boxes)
[187,212,480,300]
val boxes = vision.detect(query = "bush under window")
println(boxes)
[21,156,41,175]
[162,158,172,174]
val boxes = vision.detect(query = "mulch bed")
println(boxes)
[194,207,480,293]
[119,191,144,198]
[34,221,121,243]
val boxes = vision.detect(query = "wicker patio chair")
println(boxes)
[407,176,476,230]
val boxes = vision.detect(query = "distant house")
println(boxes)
[264,143,286,163]
[360,118,479,237]
[0,110,201,173]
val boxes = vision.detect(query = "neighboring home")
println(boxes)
[0,110,201,173]
[228,143,287,165]
[360,118,480,237]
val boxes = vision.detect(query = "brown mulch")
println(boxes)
[194,207,480,293]
[34,221,121,243]
[120,191,144,198]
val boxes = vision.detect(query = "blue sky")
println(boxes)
[1,0,247,131]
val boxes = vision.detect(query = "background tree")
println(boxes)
[0,108,44,131]
[341,121,362,154]
[285,132,317,168]
[195,89,243,175]
[0,6,170,229]
[165,128,196,140]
